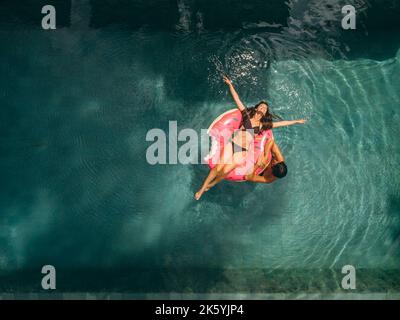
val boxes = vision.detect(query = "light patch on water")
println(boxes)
[0,190,56,271]
[260,54,399,268]
[80,100,101,117]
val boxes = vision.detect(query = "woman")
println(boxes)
[195,76,306,200]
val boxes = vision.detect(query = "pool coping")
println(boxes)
[1,292,399,300]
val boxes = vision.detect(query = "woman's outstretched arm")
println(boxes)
[223,76,246,112]
[272,119,307,128]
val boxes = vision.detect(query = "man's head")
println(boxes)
[272,162,287,178]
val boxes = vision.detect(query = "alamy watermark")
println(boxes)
[342,5,356,30]
[145,121,209,165]
[145,121,257,176]
[37,264,355,291]
[341,265,356,290]
[41,5,56,30]
[40,4,357,31]
[41,265,56,290]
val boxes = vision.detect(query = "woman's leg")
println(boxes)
[195,142,233,200]
[204,163,237,189]
[203,152,247,191]
[195,167,219,200]
[202,132,252,193]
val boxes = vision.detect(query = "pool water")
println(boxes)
[0,0,399,296]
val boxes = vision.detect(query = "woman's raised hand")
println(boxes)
[223,75,232,85]
[223,74,246,111]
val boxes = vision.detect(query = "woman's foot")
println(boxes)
[195,186,212,200]
[195,190,203,200]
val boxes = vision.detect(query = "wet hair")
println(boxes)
[272,162,287,178]
[247,101,282,131]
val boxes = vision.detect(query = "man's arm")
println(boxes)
[271,141,285,163]
[245,139,275,183]
[253,139,274,172]
[246,172,277,184]
[245,141,284,184]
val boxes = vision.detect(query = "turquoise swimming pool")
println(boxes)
[0,0,399,298]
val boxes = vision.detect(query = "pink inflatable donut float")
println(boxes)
[205,109,274,181]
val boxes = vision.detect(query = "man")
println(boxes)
[201,139,287,193]
[245,139,287,184]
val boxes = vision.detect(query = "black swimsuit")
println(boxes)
[231,108,260,154]
[232,142,248,153]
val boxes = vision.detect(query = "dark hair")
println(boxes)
[247,101,282,131]
[272,162,287,178]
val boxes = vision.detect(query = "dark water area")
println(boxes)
[0,0,399,295]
